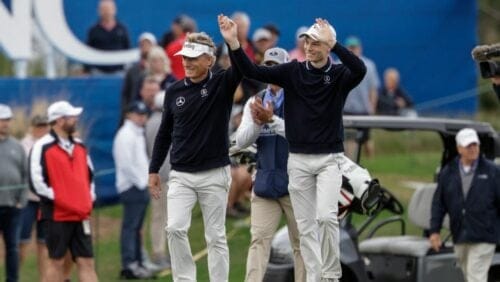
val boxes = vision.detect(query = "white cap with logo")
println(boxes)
[262,47,289,65]
[47,101,83,122]
[0,104,13,119]
[174,42,214,58]
[455,128,480,147]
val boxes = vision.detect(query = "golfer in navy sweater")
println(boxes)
[148,32,242,282]
[219,15,366,282]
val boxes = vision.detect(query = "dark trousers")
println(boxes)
[119,187,150,269]
[0,207,21,282]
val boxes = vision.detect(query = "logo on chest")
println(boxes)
[324,75,332,85]
[176,96,186,107]
[200,88,208,98]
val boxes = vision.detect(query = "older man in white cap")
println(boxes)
[430,128,500,282]
[148,31,243,282]
[220,15,366,281]
[30,101,98,282]
[0,104,28,282]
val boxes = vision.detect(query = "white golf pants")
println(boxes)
[287,153,343,282]
[166,166,231,282]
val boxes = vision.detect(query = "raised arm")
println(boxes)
[218,14,290,86]
[334,43,367,95]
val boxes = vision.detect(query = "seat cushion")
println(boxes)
[359,236,430,257]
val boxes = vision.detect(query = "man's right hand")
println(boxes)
[218,14,240,50]
[429,233,442,252]
[148,173,161,200]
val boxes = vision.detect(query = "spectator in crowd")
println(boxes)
[289,26,308,62]
[121,32,157,123]
[19,115,49,279]
[138,75,161,111]
[342,36,380,159]
[0,104,28,282]
[145,92,171,271]
[113,101,153,279]
[146,46,177,90]
[263,23,281,47]
[430,128,500,282]
[148,31,243,282]
[161,15,198,50]
[231,12,265,105]
[219,15,366,282]
[234,47,306,282]
[85,0,131,74]
[376,68,414,116]
[252,28,274,65]
[165,14,198,80]
[231,12,256,62]
[30,101,98,282]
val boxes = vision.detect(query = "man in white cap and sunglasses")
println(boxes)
[219,15,366,282]
[430,128,500,282]
[148,31,243,282]
[30,101,98,281]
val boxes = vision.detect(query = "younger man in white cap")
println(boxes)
[235,47,306,282]
[219,15,366,281]
[430,128,500,282]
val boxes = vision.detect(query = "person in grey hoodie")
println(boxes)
[0,104,28,282]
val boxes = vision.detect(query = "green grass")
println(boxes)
[1,130,449,281]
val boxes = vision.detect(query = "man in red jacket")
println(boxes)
[30,101,97,282]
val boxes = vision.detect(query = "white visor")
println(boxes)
[174,42,214,58]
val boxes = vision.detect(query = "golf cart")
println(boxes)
[262,115,500,282]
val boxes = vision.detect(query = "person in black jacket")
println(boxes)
[219,15,366,282]
[148,32,242,282]
[430,128,500,282]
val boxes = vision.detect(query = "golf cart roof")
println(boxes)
[343,115,499,166]
[343,115,496,136]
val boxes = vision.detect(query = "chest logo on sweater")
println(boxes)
[176,96,186,107]
[200,88,208,98]
[324,75,331,85]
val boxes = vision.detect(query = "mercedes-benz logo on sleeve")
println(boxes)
[176,96,186,107]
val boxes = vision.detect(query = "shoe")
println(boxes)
[151,256,171,271]
[120,262,154,279]
[226,207,246,219]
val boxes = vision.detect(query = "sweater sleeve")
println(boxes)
[235,98,262,149]
[229,47,292,87]
[430,172,447,234]
[149,91,174,174]
[333,43,367,97]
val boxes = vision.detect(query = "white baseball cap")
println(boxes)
[0,104,13,119]
[174,42,214,58]
[456,128,480,147]
[138,32,157,45]
[47,101,83,122]
[299,23,337,44]
[252,28,272,42]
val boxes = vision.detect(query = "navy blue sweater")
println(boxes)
[430,156,500,244]
[149,65,242,173]
[230,44,366,154]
